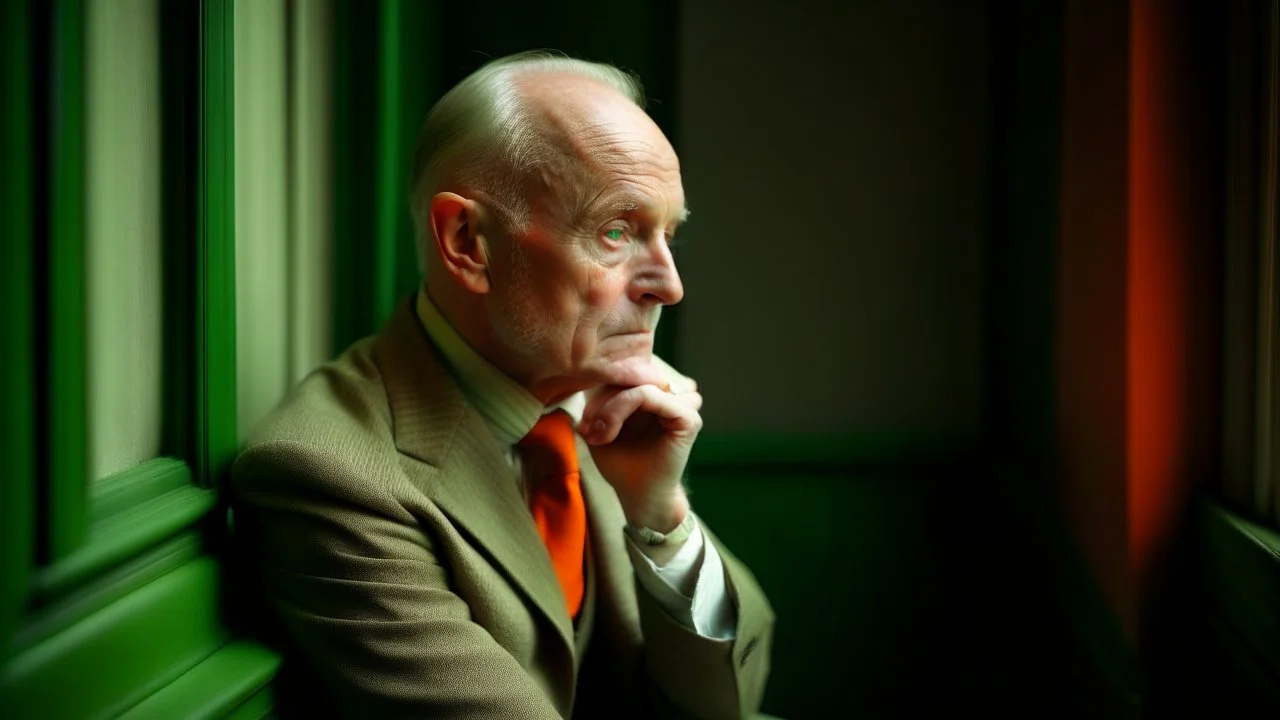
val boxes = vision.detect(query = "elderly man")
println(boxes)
[232,51,774,719]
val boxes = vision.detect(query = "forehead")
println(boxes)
[521,74,686,222]
[563,123,687,226]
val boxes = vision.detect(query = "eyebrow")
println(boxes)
[601,196,691,226]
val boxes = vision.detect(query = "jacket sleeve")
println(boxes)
[636,521,776,719]
[231,440,564,719]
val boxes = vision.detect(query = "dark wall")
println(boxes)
[436,0,679,141]
[674,2,1139,717]
[676,0,988,436]
[668,3,1095,717]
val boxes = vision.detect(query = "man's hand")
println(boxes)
[577,358,702,532]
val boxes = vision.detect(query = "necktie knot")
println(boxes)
[517,410,579,481]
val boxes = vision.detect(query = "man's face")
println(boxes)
[484,78,686,399]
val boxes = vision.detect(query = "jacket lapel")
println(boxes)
[578,439,642,639]
[373,298,575,657]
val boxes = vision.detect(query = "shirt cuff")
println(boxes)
[624,515,738,640]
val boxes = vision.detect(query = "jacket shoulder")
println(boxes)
[231,337,402,502]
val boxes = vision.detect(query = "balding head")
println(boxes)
[409,52,650,273]
[511,72,680,234]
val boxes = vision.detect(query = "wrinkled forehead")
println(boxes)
[537,139,687,231]
[584,184,690,228]
[517,73,685,223]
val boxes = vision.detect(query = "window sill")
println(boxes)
[118,639,280,720]
[1201,501,1280,678]
[34,457,216,602]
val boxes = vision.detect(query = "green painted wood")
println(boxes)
[379,0,435,317]
[223,684,275,720]
[1202,502,1280,676]
[375,0,404,328]
[332,0,437,353]
[34,460,214,601]
[330,0,380,353]
[12,532,204,657]
[12,530,202,661]
[1,0,36,663]
[46,0,89,563]
[159,0,199,464]
[199,0,238,487]
[118,639,280,720]
[1146,499,1280,713]
[89,456,194,523]
[0,558,229,719]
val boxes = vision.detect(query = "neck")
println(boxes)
[424,281,590,407]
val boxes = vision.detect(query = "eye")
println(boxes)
[601,224,637,245]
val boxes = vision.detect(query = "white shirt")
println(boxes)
[415,288,735,639]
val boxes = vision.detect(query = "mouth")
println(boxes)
[607,330,655,347]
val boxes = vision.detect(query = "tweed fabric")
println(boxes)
[231,298,775,718]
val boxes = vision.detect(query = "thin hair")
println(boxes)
[409,51,646,273]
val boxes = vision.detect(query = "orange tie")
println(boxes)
[517,410,586,618]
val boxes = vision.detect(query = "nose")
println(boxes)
[631,235,684,307]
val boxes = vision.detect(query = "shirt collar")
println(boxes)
[415,287,584,447]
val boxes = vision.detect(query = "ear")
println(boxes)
[429,192,491,294]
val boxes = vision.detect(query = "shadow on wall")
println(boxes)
[690,450,1134,718]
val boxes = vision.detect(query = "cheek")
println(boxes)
[581,271,632,325]
[566,272,630,356]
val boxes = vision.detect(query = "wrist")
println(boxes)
[623,485,689,533]
[626,510,695,551]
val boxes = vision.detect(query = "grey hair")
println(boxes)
[409,50,646,273]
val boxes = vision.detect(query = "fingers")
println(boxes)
[587,357,668,390]
[582,382,700,425]
[579,385,703,445]
[578,355,698,397]
[679,389,703,412]
[651,354,697,393]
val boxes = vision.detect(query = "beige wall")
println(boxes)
[676,0,988,436]
[235,0,290,442]
[234,0,333,441]
[85,0,163,481]
[288,0,334,384]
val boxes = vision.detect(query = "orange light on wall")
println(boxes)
[1127,0,1190,597]
[1059,0,1220,642]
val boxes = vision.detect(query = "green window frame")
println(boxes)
[330,0,433,353]
[21,0,235,613]
[1,0,38,669]
[1,2,258,715]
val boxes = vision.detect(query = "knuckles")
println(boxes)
[582,382,702,441]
